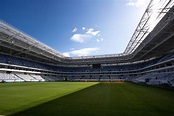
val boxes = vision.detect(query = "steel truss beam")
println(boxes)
[124,0,174,54]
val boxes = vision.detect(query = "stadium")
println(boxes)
[0,0,174,115]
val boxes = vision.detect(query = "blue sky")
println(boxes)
[0,0,150,57]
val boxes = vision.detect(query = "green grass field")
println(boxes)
[1,82,174,116]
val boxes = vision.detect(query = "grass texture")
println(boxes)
[1,82,174,116]
[0,82,98,115]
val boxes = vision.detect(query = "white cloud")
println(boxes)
[62,52,70,57]
[63,48,100,57]
[82,27,86,30]
[71,27,101,43]
[86,28,100,36]
[71,34,92,43]
[97,38,104,42]
[72,27,77,33]
[126,0,145,7]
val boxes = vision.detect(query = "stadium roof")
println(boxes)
[0,0,174,65]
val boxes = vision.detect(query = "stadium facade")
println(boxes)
[0,0,174,86]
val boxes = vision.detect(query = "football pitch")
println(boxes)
[0,82,174,116]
